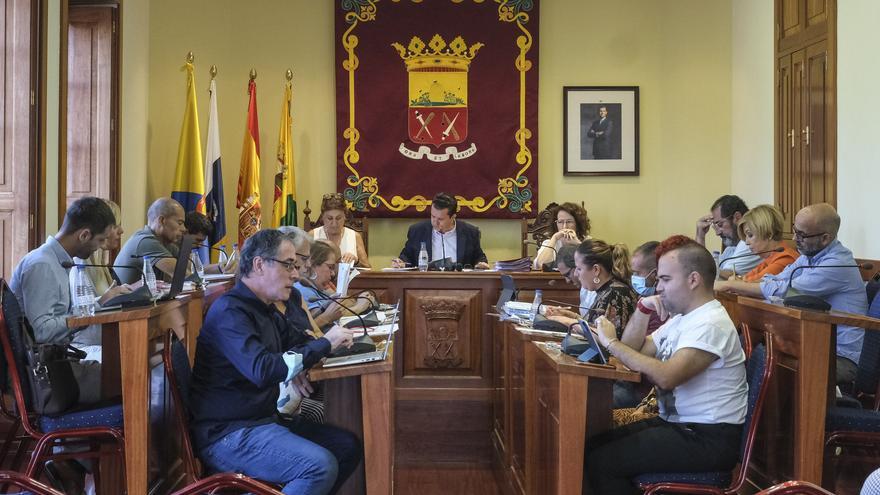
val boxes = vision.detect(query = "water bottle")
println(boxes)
[73,266,96,317]
[226,243,240,271]
[530,289,543,324]
[218,244,229,266]
[418,242,429,272]
[190,251,205,280]
[143,256,158,296]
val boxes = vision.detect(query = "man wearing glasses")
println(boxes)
[695,195,761,279]
[190,229,362,493]
[716,203,867,384]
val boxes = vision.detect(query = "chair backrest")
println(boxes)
[739,322,753,358]
[730,334,775,491]
[754,480,835,495]
[301,199,370,248]
[854,284,880,405]
[162,329,200,481]
[520,202,559,257]
[0,470,65,494]
[0,279,41,434]
[170,473,285,495]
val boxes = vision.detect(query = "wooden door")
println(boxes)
[804,40,834,207]
[777,0,804,51]
[0,0,38,280]
[61,4,118,213]
[776,54,795,234]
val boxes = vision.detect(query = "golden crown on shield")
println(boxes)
[391,34,484,72]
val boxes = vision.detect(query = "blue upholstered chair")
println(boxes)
[0,279,125,490]
[633,333,775,495]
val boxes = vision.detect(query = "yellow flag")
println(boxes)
[171,61,205,213]
[272,80,297,227]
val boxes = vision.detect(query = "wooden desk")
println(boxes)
[493,322,566,495]
[524,341,640,495]
[68,295,195,495]
[724,295,880,487]
[310,346,395,495]
[349,271,578,466]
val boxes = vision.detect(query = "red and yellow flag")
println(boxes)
[237,78,261,246]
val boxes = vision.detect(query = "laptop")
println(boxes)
[102,235,194,308]
[576,321,608,365]
[495,274,519,317]
[322,301,399,368]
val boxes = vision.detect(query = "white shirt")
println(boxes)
[580,288,597,318]
[432,224,458,263]
[651,299,747,424]
[313,226,358,261]
[718,240,761,275]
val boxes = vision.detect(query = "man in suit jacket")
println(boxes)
[587,106,613,159]
[392,193,489,269]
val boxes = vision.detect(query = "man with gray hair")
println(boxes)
[717,203,867,384]
[190,229,361,494]
[115,197,187,284]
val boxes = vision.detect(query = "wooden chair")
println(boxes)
[520,202,560,257]
[634,334,775,494]
[302,199,370,248]
[754,480,834,495]
[0,279,126,489]
[162,329,282,492]
[0,470,65,494]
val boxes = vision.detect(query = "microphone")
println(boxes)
[132,254,202,284]
[782,262,874,311]
[440,231,447,271]
[61,261,146,287]
[542,298,606,315]
[523,240,557,272]
[722,246,785,264]
[299,278,376,356]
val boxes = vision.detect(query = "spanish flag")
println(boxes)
[272,78,297,227]
[172,61,205,213]
[204,78,226,250]
[237,78,261,246]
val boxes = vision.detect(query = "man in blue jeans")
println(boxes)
[189,229,361,494]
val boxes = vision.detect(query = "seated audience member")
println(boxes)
[548,240,636,338]
[630,241,659,297]
[586,235,747,494]
[311,193,371,268]
[276,226,353,424]
[391,192,489,269]
[716,203,867,385]
[10,197,117,405]
[295,240,371,330]
[115,197,187,284]
[544,243,596,320]
[531,202,591,270]
[190,229,361,494]
[695,195,761,278]
[734,204,798,281]
[68,199,133,362]
[184,211,235,274]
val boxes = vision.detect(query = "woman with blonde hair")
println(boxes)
[736,204,798,282]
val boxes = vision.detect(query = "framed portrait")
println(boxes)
[563,86,639,176]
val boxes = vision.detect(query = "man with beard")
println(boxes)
[716,203,867,385]
[585,235,747,494]
[695,195,761,279]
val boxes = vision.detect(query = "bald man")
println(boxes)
[115,197,188,284]
[716,203,867,384]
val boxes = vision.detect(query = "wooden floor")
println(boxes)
[395,465,502,495]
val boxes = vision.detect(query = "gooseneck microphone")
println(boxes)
[723,246,785,262]
[299,279,376,356]
[133,254,201,282]
[542,298,607,315]
[523,240,558,256]
[61,261,146,287]
[523,240,558,272]
[783,262,874,311]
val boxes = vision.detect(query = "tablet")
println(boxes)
[576,321,608,364]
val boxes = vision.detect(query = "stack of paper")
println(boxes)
[494,257,532,272]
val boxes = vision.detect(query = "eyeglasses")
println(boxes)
[319,262,337,271]
[559,266,573,280]
[555,219,576,226]
[711,216,732,229]
[793,229,826,240]
[267,257,298,272]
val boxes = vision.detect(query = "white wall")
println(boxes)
[730,0,774,209]
[837,0,880,258]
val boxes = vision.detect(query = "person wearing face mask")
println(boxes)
[630,241,659,297]
[695,195,761,279]
[716,203,867,385]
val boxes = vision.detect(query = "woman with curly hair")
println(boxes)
[532,202,591,270]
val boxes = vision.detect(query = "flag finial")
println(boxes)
[210,65,217,79]
[249,68,257,81]
[186,51,194,64]
[286,69,293,82]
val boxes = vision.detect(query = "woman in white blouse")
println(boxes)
[310,193,371,268]
[532,202,591,270]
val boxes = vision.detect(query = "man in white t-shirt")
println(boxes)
[586,235,747,495]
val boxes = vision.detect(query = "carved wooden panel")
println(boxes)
[403,290,482,378]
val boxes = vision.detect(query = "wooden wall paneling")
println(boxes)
[0,0,37,280]
[778,0,803,50]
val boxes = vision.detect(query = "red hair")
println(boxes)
[655,235,698,260]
